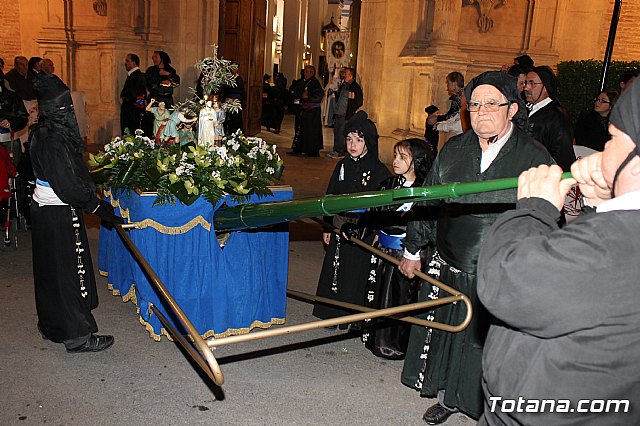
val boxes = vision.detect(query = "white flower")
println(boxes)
[266,167,275,174]
[216,146,228,159]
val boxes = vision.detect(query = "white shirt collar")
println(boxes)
[127,67,140,76]
[480,122,513,173]
[528,97,553,116]
[596,190,640,213]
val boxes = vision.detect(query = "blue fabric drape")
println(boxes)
[98,189,292,340]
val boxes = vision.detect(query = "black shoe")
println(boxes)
[286,151,303,156]
[422,403,454,425]
[66,334,114,353]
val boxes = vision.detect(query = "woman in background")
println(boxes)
[574,89,618,151]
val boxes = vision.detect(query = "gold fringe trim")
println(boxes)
[103,189,211,233]
[104,275,285,341]
[132,216,211,234]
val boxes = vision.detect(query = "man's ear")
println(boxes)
[507,102,518,120]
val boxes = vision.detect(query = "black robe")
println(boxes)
[478,198,640,426]
[223,75,245,135]
[400,127,554,419]
[574,108,610,151]
[313,153,391,320]
[294,77,324,156]
[145,64,180,107]
[30,119,102,343]
[120,68,147,134]
[361,176,433,359]
[528,102,575,171]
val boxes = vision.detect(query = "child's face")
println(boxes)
[346,132,367,158]
[393,146,414,177]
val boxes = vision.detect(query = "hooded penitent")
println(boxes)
[464,70,528,134]
[33,73,84,154]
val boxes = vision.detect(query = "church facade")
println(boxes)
[1,0,639,154]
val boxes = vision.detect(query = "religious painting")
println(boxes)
[326,32,350,73]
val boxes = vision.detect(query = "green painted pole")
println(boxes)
[214,172,573,231]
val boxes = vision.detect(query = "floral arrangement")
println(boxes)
[88,129,284,206]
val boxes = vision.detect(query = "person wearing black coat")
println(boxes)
[0,68,28,162]
[145,51,180,107]
[288,65,324,157]
[120,54,147,134]
[261,74,272,129]
[399,72,554,424]
[268,73,287,133]
[525,66,575,172]
[223,65,245,135]
[574,89,618,151]
[328,67,363,157]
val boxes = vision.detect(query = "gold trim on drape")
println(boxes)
[102,272,286,342]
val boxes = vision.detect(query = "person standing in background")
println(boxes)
[327,67,363,159]
[145,51,180,107]
[120,54,147,134]
[524,65,575,172]
[41,59,55,75]
[574,89,618,151]
[4,56,35,101]
[287,65,324,157]
[223,63,245,135]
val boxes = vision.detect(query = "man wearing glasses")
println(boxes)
[525,65,575,172]
[399,71,554,424]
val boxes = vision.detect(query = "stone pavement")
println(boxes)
[0,114,475,426]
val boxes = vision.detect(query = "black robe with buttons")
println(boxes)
[312,153,391,320]
[401,127,554,418]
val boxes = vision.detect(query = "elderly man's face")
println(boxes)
[524,71,548,104]
[344,69,354,83]
[15,57,28,76]
[469,84,515,141]
[42,59,55,74]
[304,67,314,80]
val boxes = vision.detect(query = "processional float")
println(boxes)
[112,173,563,387]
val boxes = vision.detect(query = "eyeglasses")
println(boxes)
[467,101,510,112]
[595,98,610,104]
[524,80,543,87]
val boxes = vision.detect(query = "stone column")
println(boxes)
[281,0,303,83]
[429,0,463,52]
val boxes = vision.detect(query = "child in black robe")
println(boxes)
[312,111,392,326]
[360,138,434,359]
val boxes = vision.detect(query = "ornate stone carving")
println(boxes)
[93,0,107,16]
[464,0,507,33]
